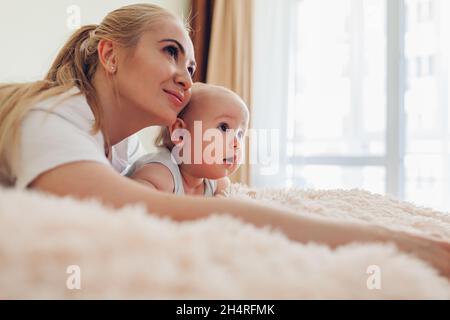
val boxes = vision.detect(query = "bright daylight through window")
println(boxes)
[283,0,449,211]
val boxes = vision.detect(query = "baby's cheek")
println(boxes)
[200,140,222,164]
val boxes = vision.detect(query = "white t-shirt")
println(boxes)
[14,87,145,189]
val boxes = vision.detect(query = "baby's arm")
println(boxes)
[129,163,174,193]
[214,177,231,197]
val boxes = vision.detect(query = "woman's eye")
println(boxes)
[165,46,178,59]
[188,67,195,77]
[218,123,229,132]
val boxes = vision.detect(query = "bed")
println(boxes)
[0,184,449,299]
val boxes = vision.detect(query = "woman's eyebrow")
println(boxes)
[159,38,185,54]
[159,38,196,68]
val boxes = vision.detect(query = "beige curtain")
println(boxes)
[206,0,253,185]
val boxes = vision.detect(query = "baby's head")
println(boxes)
[155,82,249,179]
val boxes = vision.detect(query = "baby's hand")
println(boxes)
[215,193,227,198]
[246,190,257,199]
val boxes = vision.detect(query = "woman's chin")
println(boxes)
[155,109,178,127]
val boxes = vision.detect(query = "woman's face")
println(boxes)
[115,18,196,127]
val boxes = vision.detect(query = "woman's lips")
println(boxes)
[164,89,184,108]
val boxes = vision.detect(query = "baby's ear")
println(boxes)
[169,118,187,145]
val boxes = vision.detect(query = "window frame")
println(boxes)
[284,0,407,199]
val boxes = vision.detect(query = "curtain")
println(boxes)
[190,0,215,83]
[250,0,295,187]
[206,0,253,185]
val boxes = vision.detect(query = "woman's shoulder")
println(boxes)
[31,87,95,131]
[21,87,104,152]
[16,88,110,189]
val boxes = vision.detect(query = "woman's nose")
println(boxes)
[175,69,193,90]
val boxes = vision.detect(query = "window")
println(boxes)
[252,0,450,212]
[285,0,387,197]
[404,0,450,211]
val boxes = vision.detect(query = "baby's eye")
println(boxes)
[218,123,229,132]
[164,45,179,60]
[237,130,244,139]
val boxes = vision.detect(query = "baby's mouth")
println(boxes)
[223,156,235,164]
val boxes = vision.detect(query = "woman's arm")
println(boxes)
[30,161,450,278]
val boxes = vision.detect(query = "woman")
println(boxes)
[0,4,448,278]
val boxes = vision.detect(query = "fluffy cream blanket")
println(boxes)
[0,185,449,299]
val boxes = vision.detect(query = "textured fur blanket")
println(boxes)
[0,185,449,299]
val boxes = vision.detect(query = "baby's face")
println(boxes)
[182,90,249,179]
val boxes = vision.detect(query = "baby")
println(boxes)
[126,83,249,196]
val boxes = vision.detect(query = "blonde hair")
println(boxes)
[0,4,185,186]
